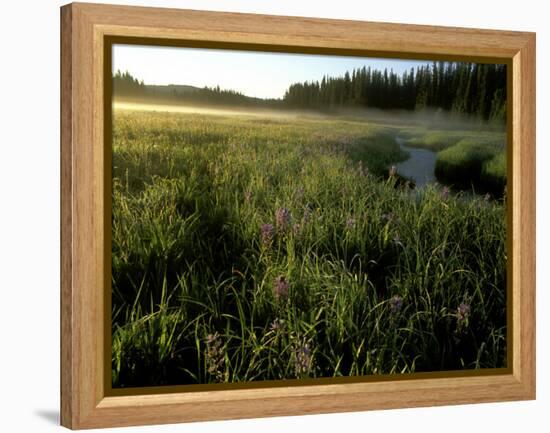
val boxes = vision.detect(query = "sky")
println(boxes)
[113,44,430,100]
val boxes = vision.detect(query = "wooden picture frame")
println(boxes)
[60,2,536,429]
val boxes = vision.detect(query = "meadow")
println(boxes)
[111,106,507,388]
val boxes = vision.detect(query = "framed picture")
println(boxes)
[60,2,536,429]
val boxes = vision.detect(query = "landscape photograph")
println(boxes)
[110,44,508,388]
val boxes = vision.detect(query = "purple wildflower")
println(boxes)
[441,186,450,199]
[389,295,403,315]
[381,212,399,225]
[346,218,356,229]
[295,186,305,200]
[457,302,471,327]
[273,275,290,301]
[260,223,275,245]
[484,193,491,202]
[293,339,313,377]
[269,318,285,332]
[275,207,291,232]
[205,332,225,381]
[302,207,312,224]
[392,233,403,247]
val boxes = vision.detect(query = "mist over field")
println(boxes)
[114,99,505,134]
[110,55,508,388]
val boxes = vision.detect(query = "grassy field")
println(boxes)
[111,107,507,388]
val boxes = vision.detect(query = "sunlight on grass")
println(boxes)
[111,108,507,387]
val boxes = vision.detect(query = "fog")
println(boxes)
[113,101,310,120]
[113,99,505,132]
[330,106,506,132]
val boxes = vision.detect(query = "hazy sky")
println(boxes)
[113,44,430,100]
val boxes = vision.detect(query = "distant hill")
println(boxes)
[143,83,271,105]
[145,84,202,95]
[112,71,280,108]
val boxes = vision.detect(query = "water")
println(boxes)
[394,137,437,188]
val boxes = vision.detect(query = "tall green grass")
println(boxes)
[481,152,507,194]
[403,130,466,151]
[399,125,505,152]
[435,136,506,195]
[111,109,507,387]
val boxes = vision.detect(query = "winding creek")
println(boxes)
[394,137,437,188]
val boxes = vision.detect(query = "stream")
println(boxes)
[394,137,437,188]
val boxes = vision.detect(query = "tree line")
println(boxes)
[112,70,277,107]
[112,70,145,95]
[283,62,506,122]
[113,61,506,122]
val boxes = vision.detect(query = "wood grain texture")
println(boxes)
[60,2,536,429]
[60,4,73,428]
[513,34,536,396]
